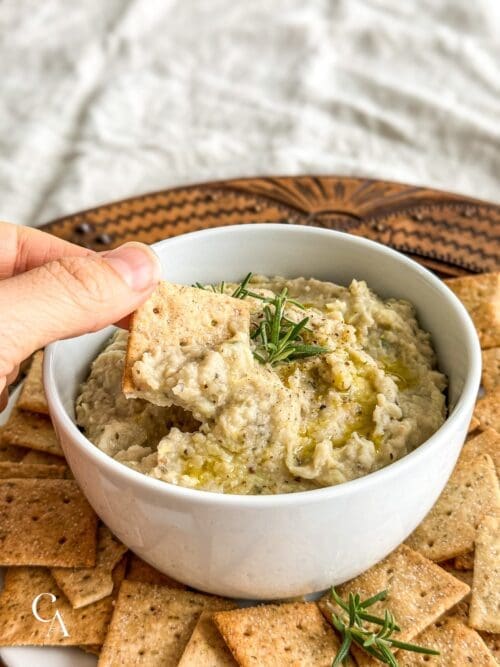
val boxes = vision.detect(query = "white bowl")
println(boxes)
[44,224,481,599]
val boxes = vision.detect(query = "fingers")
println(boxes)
[0,221,93,279]
[0,242,161,373]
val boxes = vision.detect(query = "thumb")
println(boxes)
[0,242,161,370]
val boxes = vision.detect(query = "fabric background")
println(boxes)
[1,0,499,227]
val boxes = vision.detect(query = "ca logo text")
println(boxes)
[32,593,69,638]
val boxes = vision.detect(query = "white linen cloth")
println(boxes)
[1,0,499,227]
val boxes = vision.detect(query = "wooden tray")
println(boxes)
[41,176,500,277]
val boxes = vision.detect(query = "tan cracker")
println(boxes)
[17,350,49,415]
[470,513,500,633]
[178,610,238,666]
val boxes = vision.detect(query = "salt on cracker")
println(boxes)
[17,350,49,415]
[123,281,251,402]
[405,454,500,561]
[473,389,500,434]
[0,461,67,479]
[397,616,497,666]
[445,272,500,349]
[98,581,234,666]
[470,513,500,633]
[126,552,185,588]
[214,602,341,667]
[319,545,469,649]
[482,347,500,392]
[0,479,97,567]
[461,428,500,476]
[51,524,127,608]
[0,567,117,646]
[0,408,63,457]
[178,610,238,666]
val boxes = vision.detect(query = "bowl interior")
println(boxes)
[49,224,477,441]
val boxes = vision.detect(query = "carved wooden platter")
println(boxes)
[41,176,500,277]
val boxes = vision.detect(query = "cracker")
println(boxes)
[405,454,500,561]
[470,513,500,633]
[397,616,497,666]
[126,552,185,588]
[319,545,469,650]
[454,551,475,570]
[0,461,67,479]
[123,281,251,401]
[98,581,234,666]
[444,272,500,349]
[460,428,500,476]
[0,444,29,462]
[22,449,66,465]
[178,611,238,666]
[482,348,500,393]
[474,389,500,434]
[0,408,63,457]
[480,632,500,662]
[51,524,127,608]
[17,350,49,415]
[0,479,97,567]
[469,415,480,433]
[0,567,115,646]
[214,602,341,667]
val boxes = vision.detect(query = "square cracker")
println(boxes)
[0,565,122,646]
[17,350,49,415]
[126,552,185,588]
[470,513,500,633]
[405,454,500,561]
[318,545,469,652]
[473,389,500,434]
[0,478,97,567]
[482,348,500,392]
[0,408,63,457]
[123,281,251,401]
[444,272,500,349]
[214,602,341,667]
[397,616,497,666]
[0,461,67,479]
[98,581,235,666]
[178,610,238,666]
[460,428,500,476]
[51,524,128,608]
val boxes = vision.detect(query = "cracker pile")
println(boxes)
[0,271,498,666]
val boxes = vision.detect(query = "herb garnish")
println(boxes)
[194,274,329,366]
[328,587,439,666]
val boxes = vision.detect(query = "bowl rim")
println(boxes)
[44,223,482,508]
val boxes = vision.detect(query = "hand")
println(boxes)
[0,221,161,410]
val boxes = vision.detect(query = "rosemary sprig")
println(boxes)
[251,287,329,366]
[329,588,439,666]
[194,274,329,366]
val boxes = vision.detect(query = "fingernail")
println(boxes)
[102,242,161,291]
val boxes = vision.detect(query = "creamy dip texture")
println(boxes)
[76,276,447,495]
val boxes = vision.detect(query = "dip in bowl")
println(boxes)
[44,224,481,599]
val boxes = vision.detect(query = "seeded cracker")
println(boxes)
[17,350,49,415]
[0,567,114,646]
[397,616,497,666]
[177,610,238,666]
[98,581,234,666]
[126,552,185,588]
[318,545,469,653]
[0,461,67,479]
[482,347,500,392]
[405,454,500,561]
[123,281,251,403]
[0,479,97,567]
[444,272,500,349]
[460,428,500,476]
[0,408,63,457]
[473,389,500,434]
[214,602,341,667]
[51,524,128,608]
[470,513,500,633]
